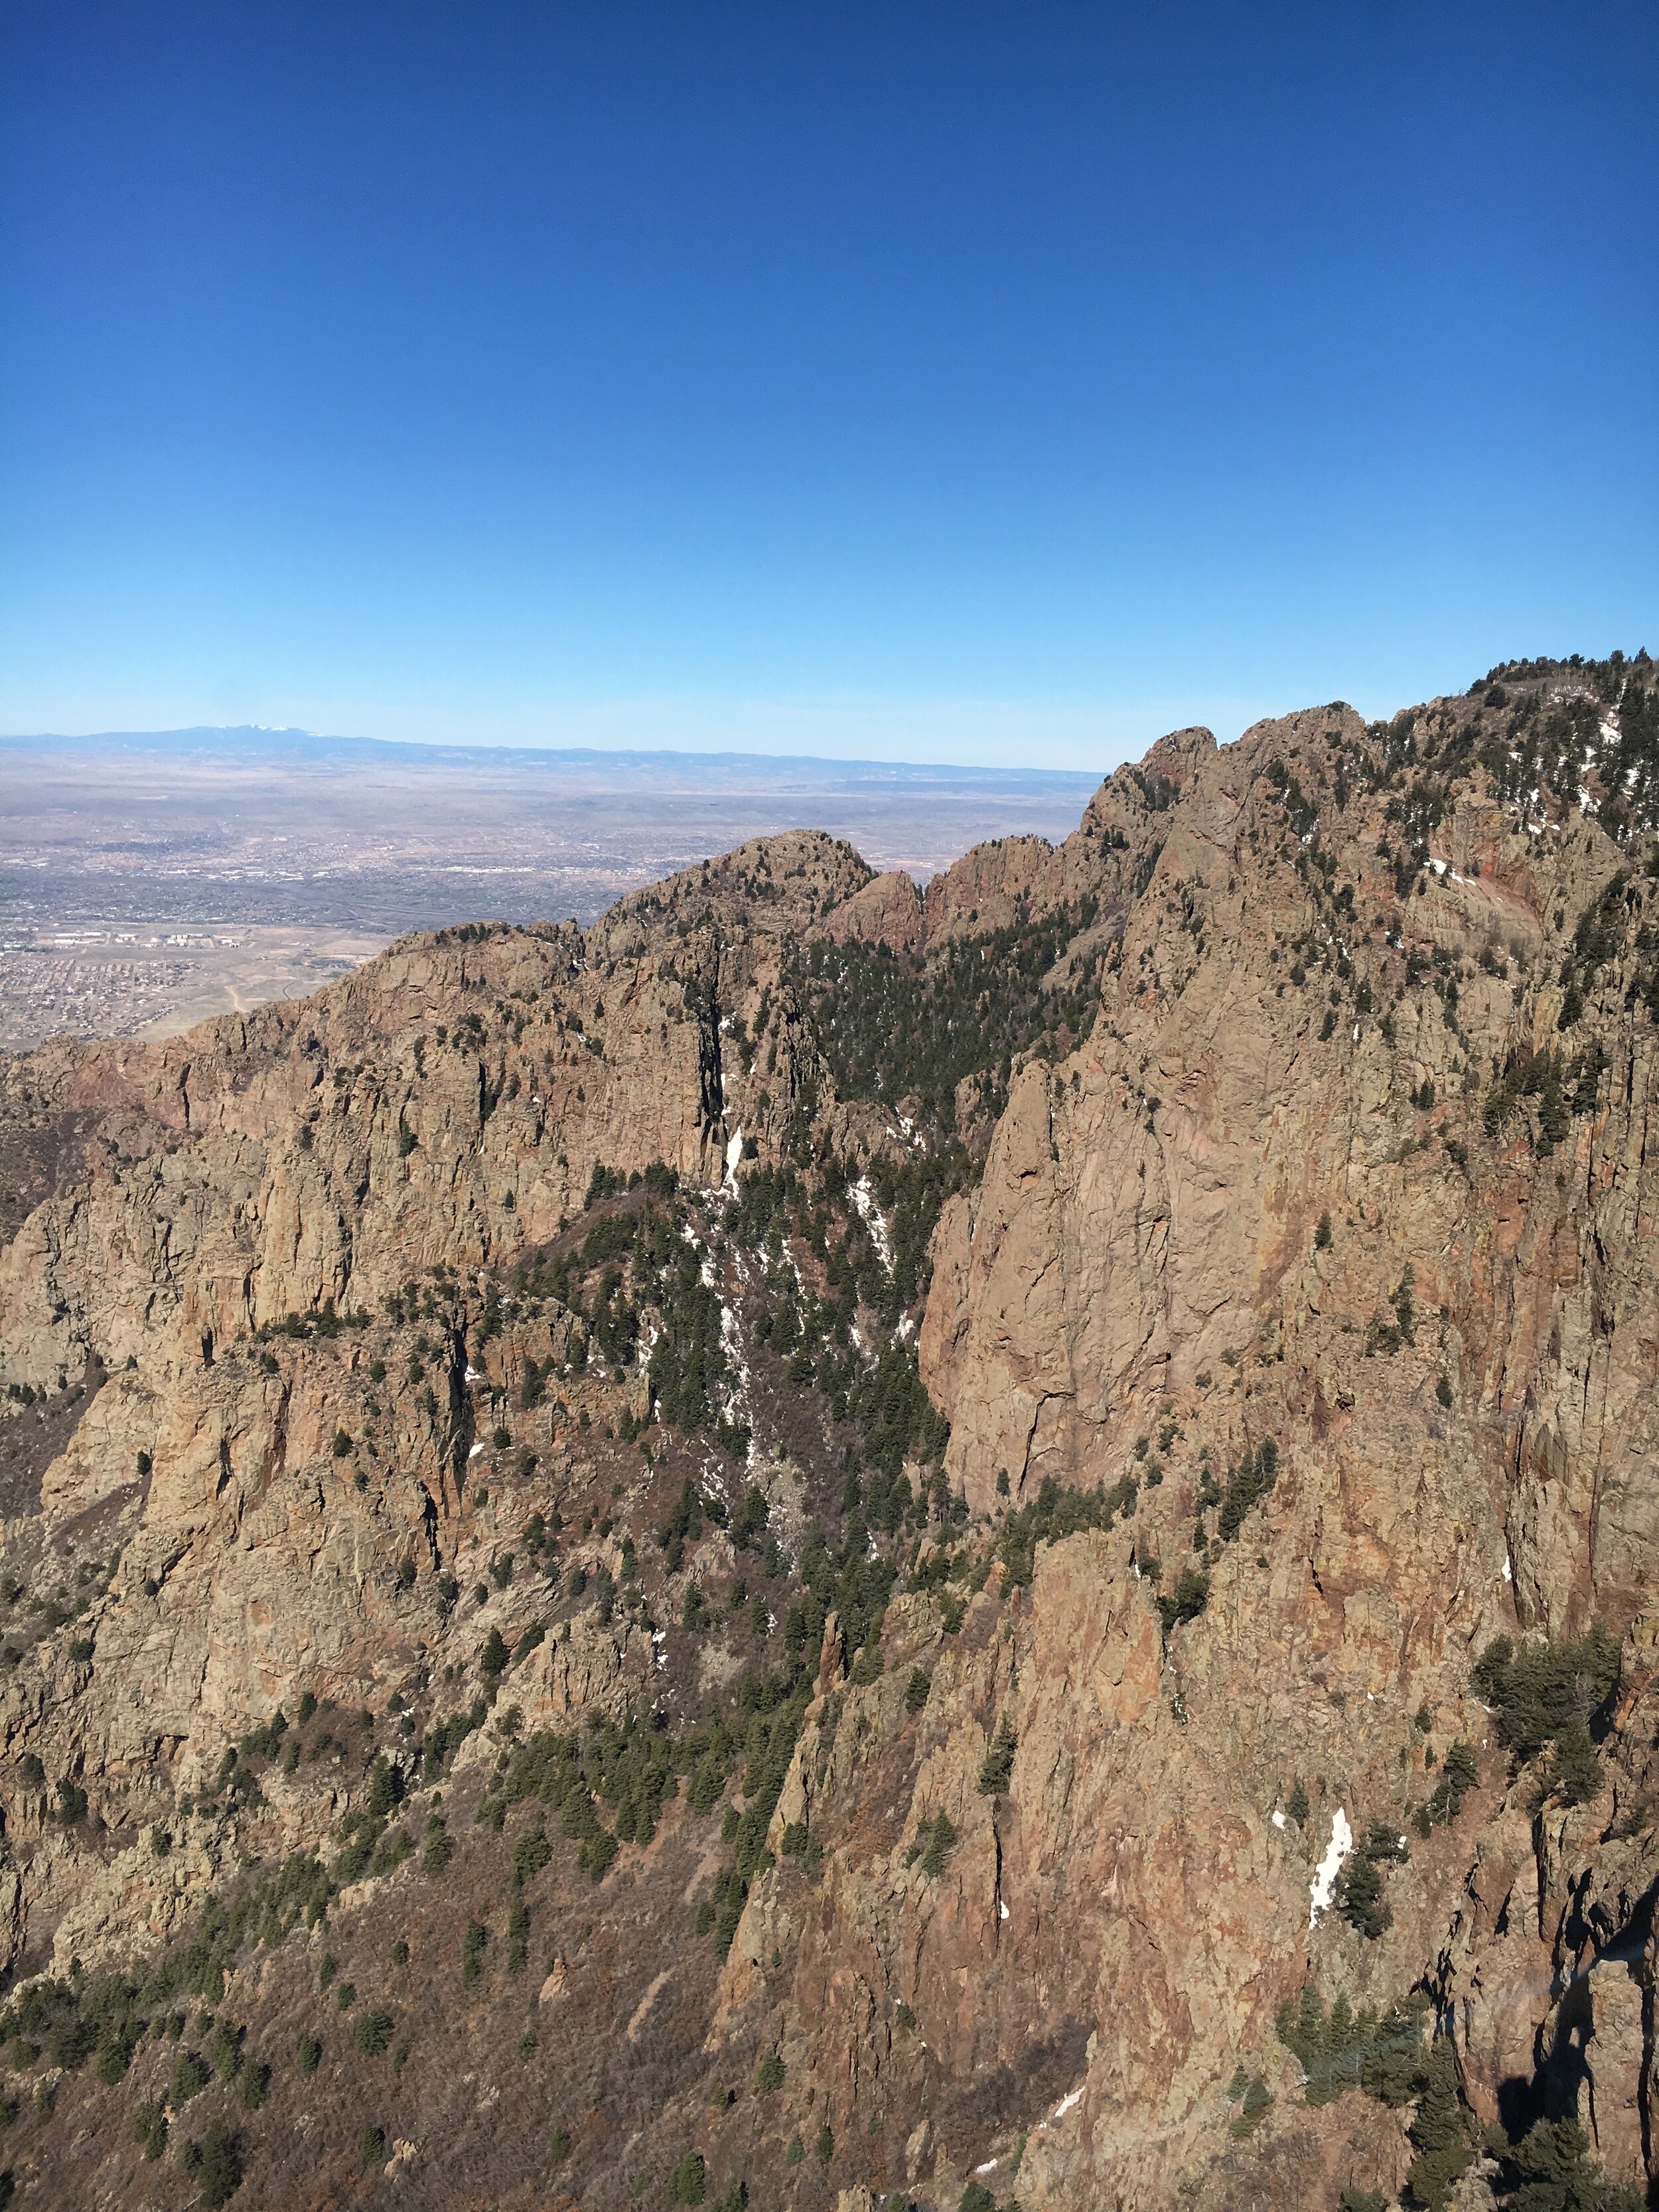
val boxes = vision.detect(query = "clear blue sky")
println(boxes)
[3,2,1653,769]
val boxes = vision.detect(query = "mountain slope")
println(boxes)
[0,655,1656,2211]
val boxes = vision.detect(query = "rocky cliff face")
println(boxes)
[0,658,1656,2212]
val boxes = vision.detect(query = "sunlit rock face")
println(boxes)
[3,658,1659,2209]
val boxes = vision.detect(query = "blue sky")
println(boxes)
[2,2,1654,769]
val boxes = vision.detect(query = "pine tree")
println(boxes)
[1494,2116,1644,2211]
[196,2121,244,2209]
[977,1716,1017,1797]
[666,2151,707,2205]
[1551,1718,1603,1806]
[1336,1852,1392,1939]
[1402,2041,1470,2209]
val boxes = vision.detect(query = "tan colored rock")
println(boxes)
[824,870,924,954]
[3,688,1659,2208]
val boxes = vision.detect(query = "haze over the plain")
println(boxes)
[0,726,1100,1047]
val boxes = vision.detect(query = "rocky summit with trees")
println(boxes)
[0,652,1657,2209]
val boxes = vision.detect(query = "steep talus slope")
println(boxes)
[0,657,1656,2211]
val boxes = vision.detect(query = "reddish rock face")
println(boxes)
[2,666,1658,2209]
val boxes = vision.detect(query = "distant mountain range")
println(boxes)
[0,723,1106,795]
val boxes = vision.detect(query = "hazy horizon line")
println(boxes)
[0,720,1121,785]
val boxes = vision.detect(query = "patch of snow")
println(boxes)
[975,2160,999,2176]
[703,1256,758,1469]
[999,1899,1009,1921]
[1502,1554,1513,1583]
[465,1365,482,1382]
[1429,857,1447,877]
[849,1175,894,1270]
[1309,1807,1353,1927]
[1271,1808,1287,1830]
[469,1442,484,1459]
[725,1126,744,1189]
[1052,2087,1084,2121]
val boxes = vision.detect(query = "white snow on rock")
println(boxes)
[725,1126,744,1188]
[849,1174,894,1269]
[1502,1554,1513,1582]
[1271,1809,1288,1830]
[1309,1807,1353,1927]
[699,1247,758,1467]
[1051,2087,1084,2121]
[999,1899,1009,1920]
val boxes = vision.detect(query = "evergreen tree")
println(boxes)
[1402,2041,1470,2209]
[977,1716,1017,1797]
[1490,2116,1643,2211]
[1550,1719,1603,1806]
